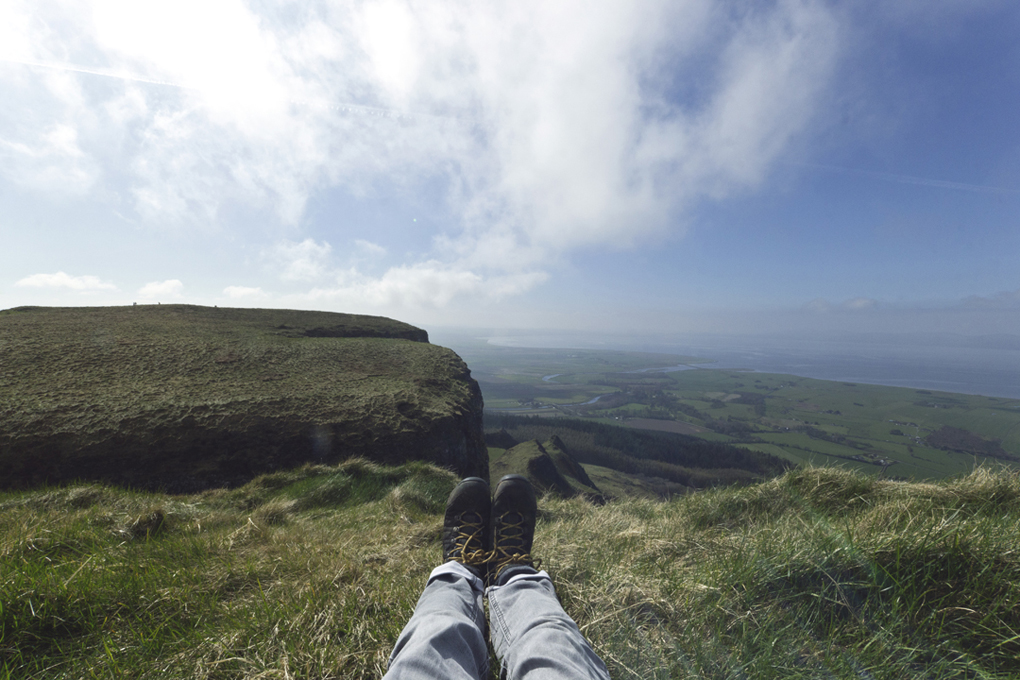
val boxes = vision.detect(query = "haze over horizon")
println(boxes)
[3,1,1019,339]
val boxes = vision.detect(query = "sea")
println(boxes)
[479,333,1020,401]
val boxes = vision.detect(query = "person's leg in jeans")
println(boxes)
[485,476,611,680]
[385,561,488,680]
[384,477,492,680]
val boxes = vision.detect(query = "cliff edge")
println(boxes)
[0,305,487,491]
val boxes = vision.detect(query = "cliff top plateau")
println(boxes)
[0,305,486,490]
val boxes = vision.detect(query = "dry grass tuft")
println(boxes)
[128,507,168,539]
[253,499,298,526]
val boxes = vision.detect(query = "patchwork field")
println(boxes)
[453,341,1020,480]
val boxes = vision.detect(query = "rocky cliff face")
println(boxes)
[0,305,487,491]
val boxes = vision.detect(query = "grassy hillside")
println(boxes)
[4,461,1020,679]
[0,305,486,490]
[488,436,605,500]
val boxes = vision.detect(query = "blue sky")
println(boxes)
[2,0,1018,338]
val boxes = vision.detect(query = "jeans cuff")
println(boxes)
[485,569,551,596]
[428,561,485,592]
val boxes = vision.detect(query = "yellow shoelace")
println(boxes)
[490,513,540,575]
[451,514,489,566]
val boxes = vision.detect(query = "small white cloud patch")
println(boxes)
[844,298,878,311]
[354,239,387,258]
[305,262,548,310]
[267,239,334,282]
[138,279,183,298]
[223,285,266,299]
[15,272,117,291]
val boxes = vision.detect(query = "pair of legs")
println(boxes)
[384,476,610,680]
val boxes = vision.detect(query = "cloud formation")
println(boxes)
[303,263,549,309]
[138,279,184,298]
[267,239,334,282]
[15,272,117,291]
[1,0,841,308]
[224,285,266,299]
[804,297,881,313]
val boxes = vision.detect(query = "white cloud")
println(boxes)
[224,285,266,299]
[0,123,98,194]
[844,297,878,311]
[267,239,334,282]
[15,272,117,291]
[262,235,547,310]
[2,0,842,300]
[138,279,183,298]
[306,262,547,310]
[0,1,33,62]
[354,239,387,258]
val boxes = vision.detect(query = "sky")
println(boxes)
[2,0,1019,339]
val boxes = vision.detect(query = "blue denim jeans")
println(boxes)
[384,562,610,680]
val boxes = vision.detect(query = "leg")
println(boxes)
[487,569,609,680]
[384,477,493,680]
[384,561,488,680]
[486,476,610,680]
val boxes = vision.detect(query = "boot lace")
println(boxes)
[450,511,489,566]
[490,511,540,577]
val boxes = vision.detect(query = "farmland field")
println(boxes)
[450,339,1020,480]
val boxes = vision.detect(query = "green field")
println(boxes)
[453,341,1020,480]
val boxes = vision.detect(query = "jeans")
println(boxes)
[384,562,611,680]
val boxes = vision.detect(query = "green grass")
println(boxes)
[0,305,485,490]
[5,461,1020,678]
[0,459,453,679]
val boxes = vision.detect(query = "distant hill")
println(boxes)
[484,427,519,450]
[490,435,605,502]
[486,413,792,492]
[0,305,487,491]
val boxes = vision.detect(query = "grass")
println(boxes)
[1,459,452,679]
[5,461,1020,678]
[0,305,486,490]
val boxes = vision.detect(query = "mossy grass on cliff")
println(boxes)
[0,305,486,490]
[4,463,1020,678]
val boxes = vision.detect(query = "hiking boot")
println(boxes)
[442,477,491,577]
[489,474,539,586]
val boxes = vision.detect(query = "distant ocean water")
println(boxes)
[483,334,1020,400]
